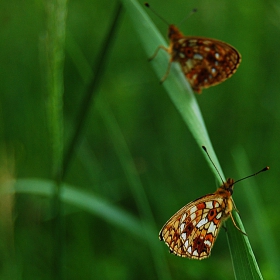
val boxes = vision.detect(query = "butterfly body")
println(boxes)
[152,25,241,93]
[159,178,235,260]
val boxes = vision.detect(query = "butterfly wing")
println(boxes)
[159,193,229,260]
[171,37,241,93]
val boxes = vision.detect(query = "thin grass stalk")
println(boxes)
[61,2,123,180]
[44,0,68,278]
[96,98,172,280]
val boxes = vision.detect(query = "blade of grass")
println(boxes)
[226,214,263,280]
[232,146,280,279]
[68,6,171,280]
[44,0,68,279]
[95,97,172,280]
[65,6,171,278]
[62,2,124,180]
[3,178,154,243]
[67,5,171,280]
[120,0,263,279]
[121,0,224,179]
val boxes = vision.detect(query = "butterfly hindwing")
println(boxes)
[159,193,229,260]
[171,36,241,92]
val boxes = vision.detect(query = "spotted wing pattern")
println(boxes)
[172,36,241,93]
[159,193,231,260]
[151,24,241,93]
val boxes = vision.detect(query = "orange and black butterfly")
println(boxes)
[159,146,269,259]
[145,3,241,93]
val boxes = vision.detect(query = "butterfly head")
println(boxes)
[222,178,235,195]
[168,25,184,41]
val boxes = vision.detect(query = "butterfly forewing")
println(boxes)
[159,193,229,260]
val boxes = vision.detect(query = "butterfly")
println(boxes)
[159,146,269,259]
[145,3,241,93]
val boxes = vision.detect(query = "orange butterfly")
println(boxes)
[159,146,269,259]
[145,3,241,93]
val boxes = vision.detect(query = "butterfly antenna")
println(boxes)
[202,146,224,183]
[234,166,269,185]
[179,8,197,26]
[144,2,170,26]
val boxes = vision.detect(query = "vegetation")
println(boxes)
[0,0,279,279]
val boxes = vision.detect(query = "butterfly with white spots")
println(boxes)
[159,146,269,260]
[145,3,241,93]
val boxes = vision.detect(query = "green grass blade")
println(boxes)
[226,215,263,280]
[5,178,151,240]
[65,12,172,278]
[120,0,264,279]
[61,3,123,180]
[9,177,171,279]
[44,0,67,179]
[43,2,68,279]
[232,146,280,279]
[121,0,223,179]
[95,97,172,280]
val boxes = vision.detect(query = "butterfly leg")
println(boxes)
[229,212,247,236]
[232,199,240,214]
[232,200,244,220]
[160,60,172,83]
[149,45,172,83]
[148,45,169,61]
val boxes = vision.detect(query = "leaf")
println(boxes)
[7,178,149,239]
[120,0,264,279]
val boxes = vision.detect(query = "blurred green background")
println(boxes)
[0,0,280,279]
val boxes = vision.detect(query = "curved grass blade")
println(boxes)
[4,178,151,240]
[232,146,279,279]
[120,0,263,279]
[121,0,223,178]
[6,178,171,280]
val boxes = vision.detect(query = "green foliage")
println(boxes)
[0,0,279,279]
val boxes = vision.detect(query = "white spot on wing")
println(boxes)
[181,213,186,222]
[186,59,193,69]
[213,201,220,208]
[193,53,203,60]
[190,213,196,220]
[215,52,220,59]
[189,206,197,215]
[181,232,187,241]
[196,217,208,228]
[204,240,211,247]
[205,201,213,209]
[208,221,216,234]
[216,212,222,219]
[180,223,185,233]
[193,250,199,256]
[184,239,189,248]
[189,39,197,45]
[187,246,192,254]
